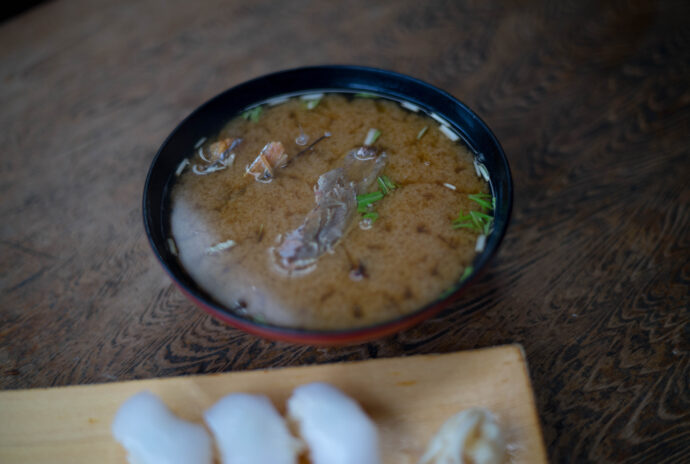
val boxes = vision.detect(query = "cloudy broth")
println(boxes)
[169,93,491,330]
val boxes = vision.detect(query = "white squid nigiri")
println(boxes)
[204,393,302,464]
[111,391,213,464]
[418,407,506,464]
[287,382,381,464]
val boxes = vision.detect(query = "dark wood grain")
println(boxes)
[0,0,688,462]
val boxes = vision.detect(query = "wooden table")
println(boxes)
[1,1,688,462]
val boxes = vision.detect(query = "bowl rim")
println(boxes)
[143,64,513,345]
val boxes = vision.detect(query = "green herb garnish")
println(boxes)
[417,125,429,140]
[356,191,385,212]
[242,106,263,122]
[362,211,379,222]
[304,98,321,110]
[453,211,493,234]
[452,192,494,234]
[468,192,493,211]
[377,175,397,195]
[356,176,398,223]
[461,266,474,281]
[452,212,476,229]
[439,286,456,299]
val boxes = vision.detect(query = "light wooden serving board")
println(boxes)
[0,345,547,464]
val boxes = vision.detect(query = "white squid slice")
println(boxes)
[287,382,381,464]
[111,391,212,464]
[204,393,302,464]
[418,407,506,464]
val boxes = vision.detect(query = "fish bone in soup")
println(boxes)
[169,93,492,330]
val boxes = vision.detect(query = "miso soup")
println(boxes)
[169,93,492,330]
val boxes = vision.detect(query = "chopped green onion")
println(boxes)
[470,210,493,221]
[468,194,493,210]
[430,112,446,125]
[475,234,487,252]
[461,266,474,281]
[376,175,397,195]
[439,124,460,141]
[355,92,378,98]
[167,238,178,256]
[452,192,494,233]
[475,162,490,182]
[357,175,397,221]
[439,286,456,299]
[364,128,381,145]
[377,177,387,194]
[454,211,472,222]
[206,239,237,254]
[194,137,207,149]
[381,175,396,190]
[242,106,263,122]
[417,126,428,140]
[304,98,321,110]
[452,221,477,230]
[356,191,384,210]
[469,214,483,231]
[401,101,420,112]
[175,159,190,176]
[357,191,385,202]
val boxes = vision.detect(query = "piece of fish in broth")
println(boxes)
[274,147,386,273]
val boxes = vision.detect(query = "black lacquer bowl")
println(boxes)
[143,66,512,345]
